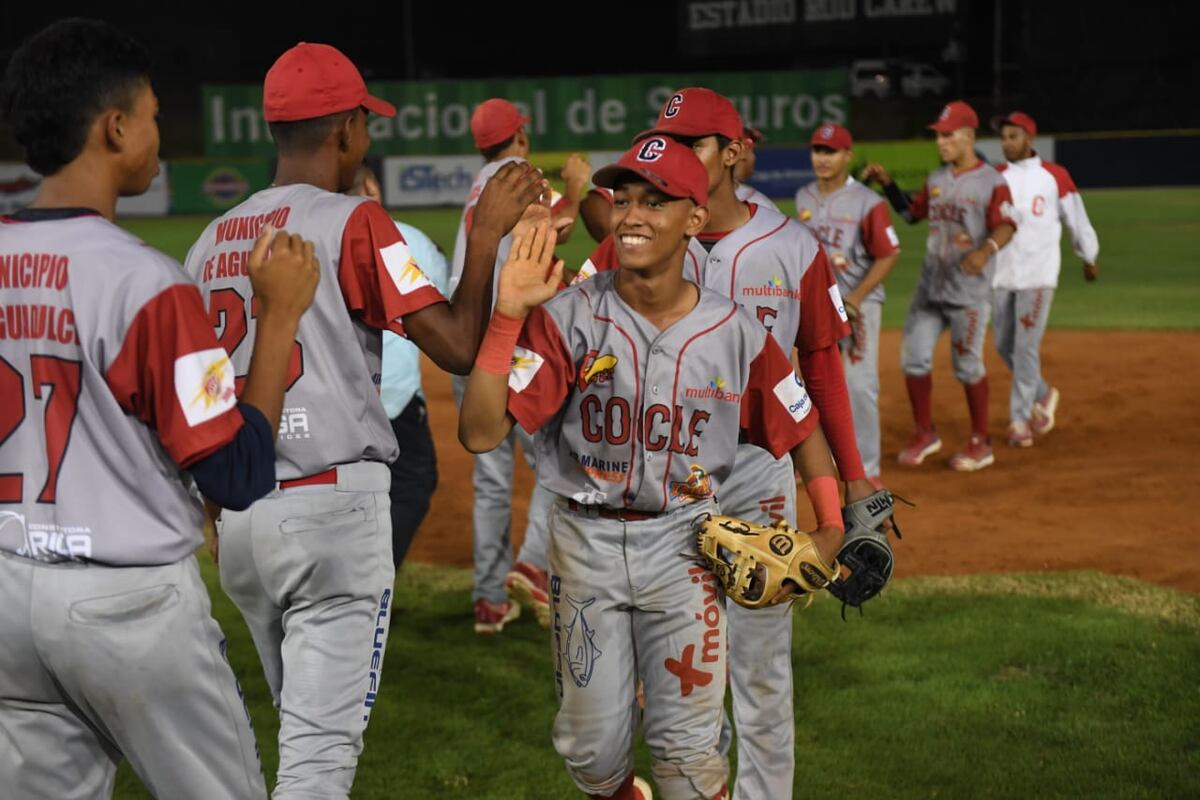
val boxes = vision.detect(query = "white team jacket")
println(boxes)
[994,155,1100,290]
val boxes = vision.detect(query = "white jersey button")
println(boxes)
[651,385,659,395]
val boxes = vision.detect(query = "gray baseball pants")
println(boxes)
[992,287,1055,423]
[217,461,394,800]
[0,550,265,800]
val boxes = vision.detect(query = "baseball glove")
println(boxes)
[694,514,840,609]
[827,489,904,614]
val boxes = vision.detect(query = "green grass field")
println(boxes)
[121,186,1200,330]
[112,565,1200,799]
[110,188,1200,797]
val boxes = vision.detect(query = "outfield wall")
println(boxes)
[0,133,1193,215]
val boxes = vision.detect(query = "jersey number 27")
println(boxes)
[0,355,82,504]
[207,287,304,393]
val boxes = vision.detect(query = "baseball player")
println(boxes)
[733,126,778,211]
[185,45,542,798]
[862,100,1017,471]
[450,98,591,633]
[583,89,882,799]
[991,111,1099,445]
[0,20,318,799]
[795,123,902,483]
[459,136,846,800]
[351,165,450,567]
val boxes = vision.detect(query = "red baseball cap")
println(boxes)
[810,122,853,150]
[636,87,743,143]
[928,100,979,133]
[263,43,395,123]
[470,99,531,150]
[592,136,709,206]
[992,111,1037,136]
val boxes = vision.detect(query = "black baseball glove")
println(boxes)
[827,489,905,615]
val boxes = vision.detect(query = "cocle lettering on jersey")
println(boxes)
[929,204,967,224]
[814,224,845,249]
[0,253,78,345]
[214,206,291,245]
[579,397,710,456]
[741,275,802,300]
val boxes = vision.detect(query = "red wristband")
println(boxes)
[474,310,524,375]
[804,475,844,531]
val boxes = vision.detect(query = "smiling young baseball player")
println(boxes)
[0,19,320,799]
[451,98,592,633]
[184,45,542,798]
[992,111,1099,445]
[796,123,902,484]
[862,100,1017,471]
[580,88,881,800]
[459,137,846,800]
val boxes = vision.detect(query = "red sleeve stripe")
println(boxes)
[726,217,789,297]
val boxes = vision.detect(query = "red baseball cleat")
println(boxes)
[897,428,942,466]
[948,434,995,472]
[474,598,520,635]
[504,561,550,629]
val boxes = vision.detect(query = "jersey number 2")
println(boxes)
[207,287,304,393]
[0,355,83,504]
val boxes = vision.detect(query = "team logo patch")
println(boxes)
[177,348,237,427]
[799,208,812,221]
[773,371,813,423]
[828,283,849,322]
[508,346,545,393]
[637,137,668,163]
[886,225,900,248]
[561,595,602,689]
[380,240,432,295]
[570,259,598,286]
[670,464,713,502]
[931,186,942,198]
[577,350,617,390]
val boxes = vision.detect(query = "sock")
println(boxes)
[905,373,934,431]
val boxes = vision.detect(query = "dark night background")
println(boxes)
[2,0,1197,159]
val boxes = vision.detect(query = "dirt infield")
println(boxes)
[407,331,1200,594]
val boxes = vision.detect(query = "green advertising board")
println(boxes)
[203,71,848,158]
[170,160,273,214]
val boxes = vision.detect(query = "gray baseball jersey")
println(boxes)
[1,210,265,799]
[185,185,446,480]
[508,270,817,513]
[734,182,779,212]
[794,177,900,304]
[908,162,1016,306]
[1,213,244,565]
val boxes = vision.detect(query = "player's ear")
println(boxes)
[101,108,126,154]
[685,203,709,237]
[336,111,355,153]
[722,139,744,169]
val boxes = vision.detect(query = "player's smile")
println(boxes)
[611,182,690,268]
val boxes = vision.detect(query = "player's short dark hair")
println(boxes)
[1,18,151,176]
[268,109,357,156]
[480,135,515,162]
